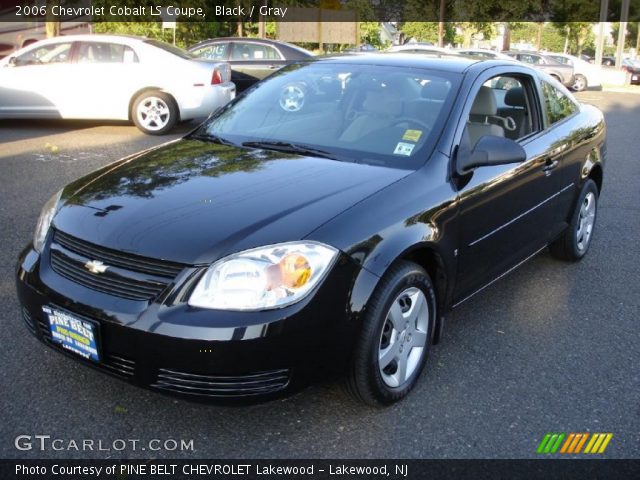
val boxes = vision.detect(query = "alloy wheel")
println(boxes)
[378,287,429,388]
[136,96,171,131]
[576,191,596,251]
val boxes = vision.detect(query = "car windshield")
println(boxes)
[195,61,459,168]
[144,39,194,59]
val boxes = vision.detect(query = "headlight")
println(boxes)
[33,190,62,253]
[188,241,338,311]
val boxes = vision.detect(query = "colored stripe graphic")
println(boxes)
[539,433,613,454]
[560,433,575,453]
[574,433,589,453]
[585,433,614,454]
[537,433,565,454]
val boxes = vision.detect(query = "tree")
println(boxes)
[45,0,60,38]
[359,22,388,48]
[552,22,595,55]
[611,22,639,48]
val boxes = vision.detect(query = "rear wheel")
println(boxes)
[347,261,435,406]
[572,74,587,92]
[550,179,598,261]
[131,91,178,135]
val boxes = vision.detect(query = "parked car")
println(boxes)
[457,48,516,61]
[17,55,605,406]
[344,43,377,53]
[622,58,640,85]
[189,37,313,92]
[546,52,602,91]
[504,51,575,88]
[388,45,458,56]
[0,35,235,134]
[601,56,615,66]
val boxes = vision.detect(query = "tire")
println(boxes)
[549,179,598,262]
[572,74,587,92]
[131,91,178,135]
[346,261,435,406]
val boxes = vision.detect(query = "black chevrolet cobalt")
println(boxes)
[17,55,605,406]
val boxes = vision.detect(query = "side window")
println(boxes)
[464,75,537,145]
[14,42,73,66]
[191,43,228,60]
[541,81,578,125]
[231,42,282,61]
[77,42,139,63]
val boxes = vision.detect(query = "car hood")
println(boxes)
[52,139,409,265]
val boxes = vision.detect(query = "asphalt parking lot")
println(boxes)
[1,91,638,460]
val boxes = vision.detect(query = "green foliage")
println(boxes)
[400,22,439,43]
[93,22,233,49]
[359,22,388,48]
[610,22,640,48]
[551,22,595,54]
[510,22,593,54]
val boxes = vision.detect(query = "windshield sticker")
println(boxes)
[402,129,423,142]
[393,142,415,156]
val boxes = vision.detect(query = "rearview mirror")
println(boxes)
[457,135,526,174]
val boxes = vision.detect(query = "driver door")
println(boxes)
[453,73,565,302]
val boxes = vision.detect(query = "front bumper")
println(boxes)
[16,244,364,402]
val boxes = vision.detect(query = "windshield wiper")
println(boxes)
[189,132,237,147]
[242,140,337,160]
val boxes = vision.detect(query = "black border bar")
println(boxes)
[4,459,640,480]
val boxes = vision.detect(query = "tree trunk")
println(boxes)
[45,22,60,38]
[438,0,445,47]
[636,22,640,56]
[237,21,243,37]
[45,1,60,38]
[563,25,570,53]
[536,23,543,50]
[502,23,510,51]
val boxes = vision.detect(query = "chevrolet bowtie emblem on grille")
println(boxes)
[84,260,109,274]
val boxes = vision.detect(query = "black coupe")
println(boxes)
[17,55,605,406]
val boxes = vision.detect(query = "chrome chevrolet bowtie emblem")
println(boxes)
[84,260,109,274]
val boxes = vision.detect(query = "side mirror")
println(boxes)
[7,56,16,66]
[457,135,526,174]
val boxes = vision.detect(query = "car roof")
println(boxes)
[34,34,146,43]
[189,37,313,56]
[312,53,487,73]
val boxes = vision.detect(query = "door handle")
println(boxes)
[267,65,279,69]
[542,158,559,175]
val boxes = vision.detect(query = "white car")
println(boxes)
[546,53,602,92]
[0,35,236,134]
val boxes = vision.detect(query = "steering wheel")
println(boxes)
[390,117,431,132]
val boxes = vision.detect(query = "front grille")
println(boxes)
[37,316,136,379]
[152,368,291,397]
[50,230,185,301]
[22,307,36,335]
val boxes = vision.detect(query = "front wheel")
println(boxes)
[572,74,588,92]
[347,261,435,406]
[132,91,178,135]
[550,179,598,261]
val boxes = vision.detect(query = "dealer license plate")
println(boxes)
[43,306,100,362]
